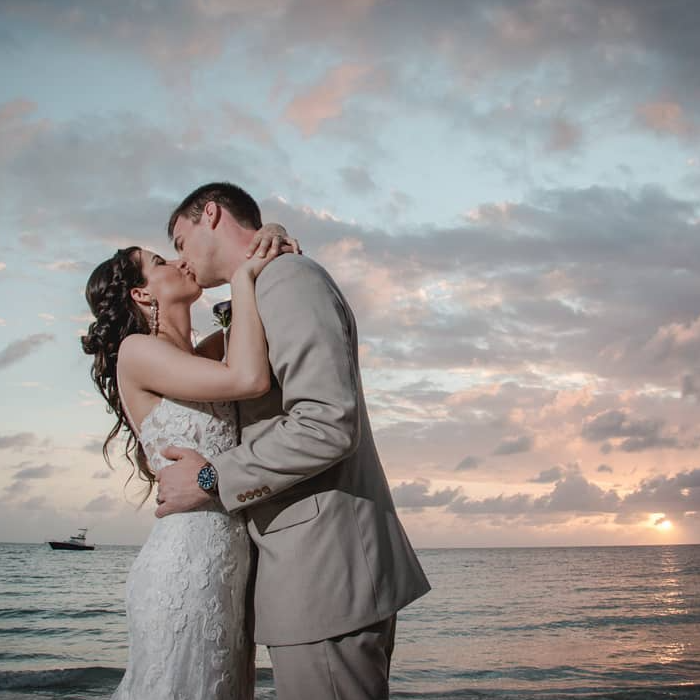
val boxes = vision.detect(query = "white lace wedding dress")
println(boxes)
[112,397,254,700]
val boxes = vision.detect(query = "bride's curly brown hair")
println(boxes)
[81,247,155,498]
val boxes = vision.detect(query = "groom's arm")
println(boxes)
[213,255,361,511]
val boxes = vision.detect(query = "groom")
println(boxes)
[155,182,430,700]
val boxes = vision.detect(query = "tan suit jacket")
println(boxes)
[212,254,430,646]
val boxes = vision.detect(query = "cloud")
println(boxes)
[42,260,88,272]
[83,439,106,455]
[13,463,57,479]
[264,183,700,391]
[545,117,583,152]
[618,468,700,520]
[391,479,460,509]
[92,471,112,480]
[84,494,119,512]
[284,63,374,136]
[20,496,48,510]
[449,491,536,516]
[637,101,695,139]
[6,1,700,136]
[0,333,55,370]
[597,464,613,474]
[582,409,657,441]
[546,472,620,512]
[1,0,277,80]
[450,472,620,517]
[645,315,700,366]
[19,232,44,250]
[494,435,533,455]
[618,434,681,453]
[581,409,682,452]
[682,374,700,399]
[0,432,49,450]
[0,98,37,123]
[339,165,377,194]
[455,455,481,471]
[221,102,273,145]
[529,466,564,483]
[445,465,700,530]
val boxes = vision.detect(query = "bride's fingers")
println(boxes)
[245,231,264,259]
[257,238,271,258]
[253,224,288,258]
[279,239,302,255]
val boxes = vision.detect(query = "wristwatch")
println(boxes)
[197,462,219,495]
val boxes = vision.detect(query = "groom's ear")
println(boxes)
[204,201,221,229]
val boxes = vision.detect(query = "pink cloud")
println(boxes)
[0,99,38,124]
[637,100,695,138]
[644,314,700,364]
[546,116,582,151]
[0,98,49,164]
[284,63,372,136]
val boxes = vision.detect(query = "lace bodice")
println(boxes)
[138,397,240,473]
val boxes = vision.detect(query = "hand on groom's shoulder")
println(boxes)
[255,251,331,295]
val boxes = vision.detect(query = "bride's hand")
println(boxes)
[246,223,301,260]
[238,245,280,280]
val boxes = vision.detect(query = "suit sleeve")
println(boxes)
[211,256,361,512]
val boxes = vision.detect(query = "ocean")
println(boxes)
[0,543,698,699]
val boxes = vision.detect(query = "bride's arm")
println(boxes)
[118,265,272,402]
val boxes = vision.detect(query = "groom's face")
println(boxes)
[172,215,220,288]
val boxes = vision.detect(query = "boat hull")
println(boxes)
[48,541,95,551]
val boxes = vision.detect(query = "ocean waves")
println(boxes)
[390,687,700,700]
[494,612,700,633]
[1,543,699,699]
[1,666,697,700]
[0,667,124,691]
[0,609,121,621]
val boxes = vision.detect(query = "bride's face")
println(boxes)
[134,249,202,306]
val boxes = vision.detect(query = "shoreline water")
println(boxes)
[1,543,699,699]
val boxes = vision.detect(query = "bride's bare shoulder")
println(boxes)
[118,334,167,365]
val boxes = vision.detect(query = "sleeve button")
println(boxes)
[237,494,247,503]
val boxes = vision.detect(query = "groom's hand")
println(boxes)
[155,446,210,518]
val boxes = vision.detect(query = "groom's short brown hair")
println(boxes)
[167,182,263,239]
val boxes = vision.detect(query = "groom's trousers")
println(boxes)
[268,614,397,700]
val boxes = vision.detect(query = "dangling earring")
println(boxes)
[149,298,159,335]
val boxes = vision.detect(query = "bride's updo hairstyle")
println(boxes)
[81,247,155,497]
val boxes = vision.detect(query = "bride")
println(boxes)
[81,225,299,699]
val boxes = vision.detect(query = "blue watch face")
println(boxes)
[198,465,217,491]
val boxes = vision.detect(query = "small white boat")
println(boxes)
[48,528,95,551]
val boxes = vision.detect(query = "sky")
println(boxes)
[1,0,700,547]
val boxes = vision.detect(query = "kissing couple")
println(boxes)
[82,182,430,700]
